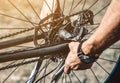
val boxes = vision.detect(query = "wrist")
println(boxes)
[81,38,101,58]
[81,39,95,55]
[77,40,98,64]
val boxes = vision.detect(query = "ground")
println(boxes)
[0,0,120,83]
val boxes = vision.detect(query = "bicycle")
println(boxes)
[0,0,120,83]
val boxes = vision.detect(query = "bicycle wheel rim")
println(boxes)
[0,0,120,83]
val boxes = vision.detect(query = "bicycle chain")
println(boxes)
[0,10,92,58]
[0,58,39,71]
[0,11,82,40]
[0,11,92,70]
[0,28,34,39]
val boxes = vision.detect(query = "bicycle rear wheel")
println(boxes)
[0,0,120,83]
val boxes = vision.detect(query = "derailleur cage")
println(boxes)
[58,9,94,42]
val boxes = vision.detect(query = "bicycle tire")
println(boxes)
[0,0,120,83]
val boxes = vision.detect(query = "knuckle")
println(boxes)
[65,62,70,68]
[71,65,79,70]
[69,42,73,48]
[65,60,70,67]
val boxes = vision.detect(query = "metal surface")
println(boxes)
[0,32,44,49]
[0,43,69,63]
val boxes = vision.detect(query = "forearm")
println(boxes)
[82,0,120,56]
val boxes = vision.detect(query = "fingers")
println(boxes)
[64,53,80,74]
[64,62,93,74]
[64,64,80,74]
[64,64,71,74]
[71,65,79,70]
[64,62,79,74]
[64,42,80,74]
[64,42,93,74]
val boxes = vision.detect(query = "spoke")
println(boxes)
[94,3,110,16]
[40,60,48,83]
[82,0,86,10]
[26,59,51,83]
[27,0,41,20]
[44,0,52,13]
[0,59,39,71]
[61,74,64,83]
[88,25,99,34]
[109,47,120,50]
[35,62,60,83]
[88,0,99,10]
[35,60,65,82]
[72,71,82,83]
[2,60,24,83]
[2,67,18,83]
[68,74,72,83]
[72,0,82,11]
[69,0,75,15]
[86,23,100,26]
[99,57,116,63]
[5,61,17,67]
[62,0,66,14]
[43,60,49,83]
[86,23,99,29]
[92,23,100,25]
[49,14,70,31]
[52,0,55,13]
[64,74,67,83]
[0,60,17,71]
[8,0,37,26]
[96,61,110,75]
[50,18,65,30]
[0,28,28,29]
[0,13,37,25]
[0,1,113,83]
[38,60,52,73]
[90,68,100,83]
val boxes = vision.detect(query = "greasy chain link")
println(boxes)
[0,28,33,39]
[0,11,82,40]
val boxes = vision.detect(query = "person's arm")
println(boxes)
[64,0,120,74]
[82,0,120,56]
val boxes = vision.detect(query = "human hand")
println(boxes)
[64,42,93,74]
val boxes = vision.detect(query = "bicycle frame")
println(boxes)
[0,43,69,63]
